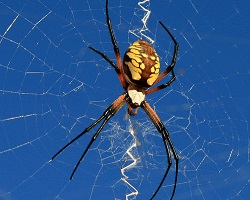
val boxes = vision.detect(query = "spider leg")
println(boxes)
[105,0,119,56]
[141,101,179,200]
[146,21,179,95]
[106,0,128,89]
[88,0,128,90]
[52,93,129,179]
[70,113,112,179]
[52,112,106,161]
[89,46,119,72]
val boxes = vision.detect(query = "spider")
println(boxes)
[52,0,179,199]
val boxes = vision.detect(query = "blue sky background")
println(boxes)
[0,0,249,199]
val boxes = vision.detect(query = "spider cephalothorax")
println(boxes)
[52,0,179,199]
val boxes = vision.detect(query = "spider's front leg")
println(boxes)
[141,101,179,200]
[52,93,129,179]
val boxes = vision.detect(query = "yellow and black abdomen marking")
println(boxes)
[123,40,160,88]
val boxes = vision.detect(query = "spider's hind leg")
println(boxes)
[146,22,179,95]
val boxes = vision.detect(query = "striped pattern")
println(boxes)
[123,40,160,88]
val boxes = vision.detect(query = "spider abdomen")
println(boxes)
[123,40,160,88]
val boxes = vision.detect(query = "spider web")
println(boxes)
[0,0,249,199]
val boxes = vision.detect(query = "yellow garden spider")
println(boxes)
[52,0,179,199]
